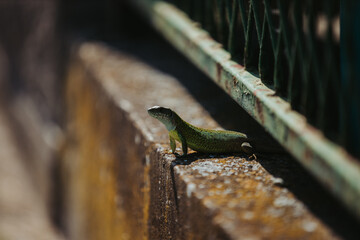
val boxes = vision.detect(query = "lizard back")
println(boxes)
[172,116,249,153]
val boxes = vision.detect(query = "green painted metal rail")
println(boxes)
[131,0,360,220]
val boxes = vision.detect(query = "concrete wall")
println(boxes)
[61,42,348,239]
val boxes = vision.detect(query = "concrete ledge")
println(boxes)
[62,42,346,239]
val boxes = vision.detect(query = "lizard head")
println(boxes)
[147,106,176,131]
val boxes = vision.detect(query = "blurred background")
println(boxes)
[0,0,122,239]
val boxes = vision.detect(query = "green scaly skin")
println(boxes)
[148,106,281,156]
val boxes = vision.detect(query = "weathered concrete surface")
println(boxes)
[61,41,358,240]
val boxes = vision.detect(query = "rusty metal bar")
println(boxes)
[131,0,360,219]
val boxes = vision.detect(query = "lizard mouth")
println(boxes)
[147,106,161,113]
[147,106,176,131]
[147,106,172,118]
[147,106,162,118]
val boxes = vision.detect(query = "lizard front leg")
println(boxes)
[169,134,176,154]
[177,131,188,156]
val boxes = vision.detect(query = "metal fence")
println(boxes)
[161,0,360,158]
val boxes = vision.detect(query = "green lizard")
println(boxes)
[148,106,281,156]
